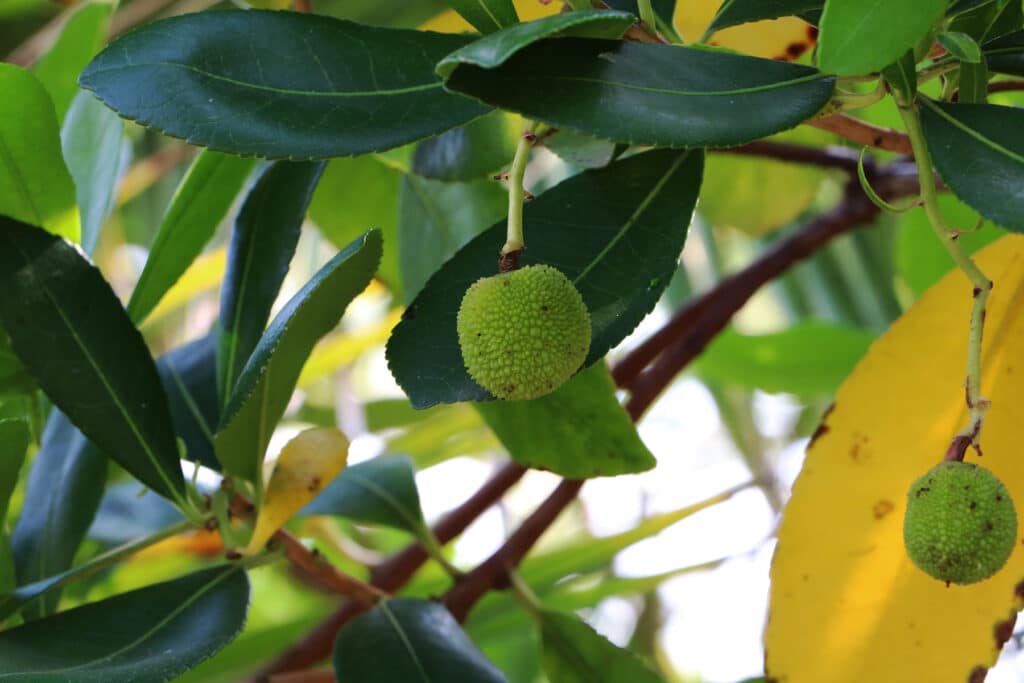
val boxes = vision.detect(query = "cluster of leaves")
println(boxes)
[2,0,1024,681]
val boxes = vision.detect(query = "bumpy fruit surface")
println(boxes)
[457,264,591,400]
[903,461,1017,585]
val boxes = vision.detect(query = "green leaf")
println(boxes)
[79,10,489,159]
[476,363,654,477]
[300,454,425,532]
[0,565,250,682]
[0,218,186,502]
[444,0,519,34]
[88,483,184,546]
[309,157,403,296]
[436,10,636,77]
[411,111,520,182]
[818,0,946,76]
[215,230,382,482]
[0,330,30,396]
[217,161,326,404]
[984,29,1024,75]
[127,151,256,324]
[0,419,30,522]
[919,98,1024,232]
[706,0,824,34]
[61,90,126,255]
[0,64,79,242]
[445,40,835,147]
[398,174,508,303]
[959,58,990,104]
[938,31,984,62]
[882,50,917,100]
[544,130,618,170]
[157,335,221,471]
[951,0,1022,43]
[694,323,875,399]
[31,0,113,122]
[0,533,14,597]
[539,609,664,683]
[387,148,703,408]
[333,598,508,683]
[11,410,107,619]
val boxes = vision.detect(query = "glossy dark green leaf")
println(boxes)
[919,98,1024,232]
[0,64,79,242]
[333,598,508,683]
[217,161,326,403]
[215,230,382,482]
[938,31,983,62]
[398,174,507,303]
[951,0,1022,43]
[818,0,945,75]
[436,10,636,77]
[157,335,221,471]
[706,0,823,33]
[985,30,1024,75]
[0,329,30,395]
[0,419,29,521]
[604,0,674,22]
[0,565,250,682]
[300,454,425,532]
[539,609,663,683]
[444,0,518,34]
[694,323,874,398]
[387,148,703,408]
[11,410,107,618]
[882,50,917,100]
[0,533,14,597]
[411,111,520,182]
[79,10,489,159]
[476,363,654,477]
[31,0,112,122]
[445,39,835,147]
[61,90,126,255]
[0,218,185,501]
[309,157,403,296]
[127,151,256,324]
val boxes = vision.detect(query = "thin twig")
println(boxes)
[713,141,865,174]
[441,479,585,622]
[987,80,1024,94]
[809,113,913,154]
[252,462,528,680]
[273,527,389,606]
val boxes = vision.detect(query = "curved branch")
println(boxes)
[809,114,913,154]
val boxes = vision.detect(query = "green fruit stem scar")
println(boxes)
[903,461,1016,585]
[457,264,591,401]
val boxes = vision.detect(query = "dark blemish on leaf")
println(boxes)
[985,521,994,532]
[786,41,808,58]
[807,25,819,41]
[308,476,322,493]
[968,665,988,683]
[996,494,1003,502]
[970,501,977,511]
[541,305,549,311]
[916,487,930,498]
[850,443,860,460]
[974,286,982,298]
[873,500,894,519]
[995,614,1017,648]
[809,423,829,448]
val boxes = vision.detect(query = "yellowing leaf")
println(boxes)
[766,236,1024,682]
[675,1,815,60]
[246,427,349,554]
[420,0,558,33]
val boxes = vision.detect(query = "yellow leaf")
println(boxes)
[246,427,349,554]
[420,0,558,33]
[674,0,816,60]
[766,236,1024,682]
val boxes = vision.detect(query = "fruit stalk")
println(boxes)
[500,121,539,266]
[897,95,993,458]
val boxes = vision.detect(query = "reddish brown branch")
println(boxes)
[442,479,585,622]
[273,528,388,606]
[988,80,1024,94]
[713,141,865,174]
[253,462,527,680]
[809,113,913,154]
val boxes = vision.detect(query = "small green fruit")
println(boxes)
[903,461,1017,585]
[457,264,591,400]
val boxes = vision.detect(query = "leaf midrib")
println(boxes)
[921,97,1024,165]
[5,233,180,500]
[345,470,422,531]
[378,601,431,683]
[87,61,442,98]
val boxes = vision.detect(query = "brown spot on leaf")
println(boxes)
[806,25,819,41]
[968,665,988,683]
[873,500,894,519]
[809,423,829,448]
[995,614,1017,648]
[786,41,808,58]
[308,476,322,493]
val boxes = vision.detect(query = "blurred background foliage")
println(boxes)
[3,0,1024,681]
